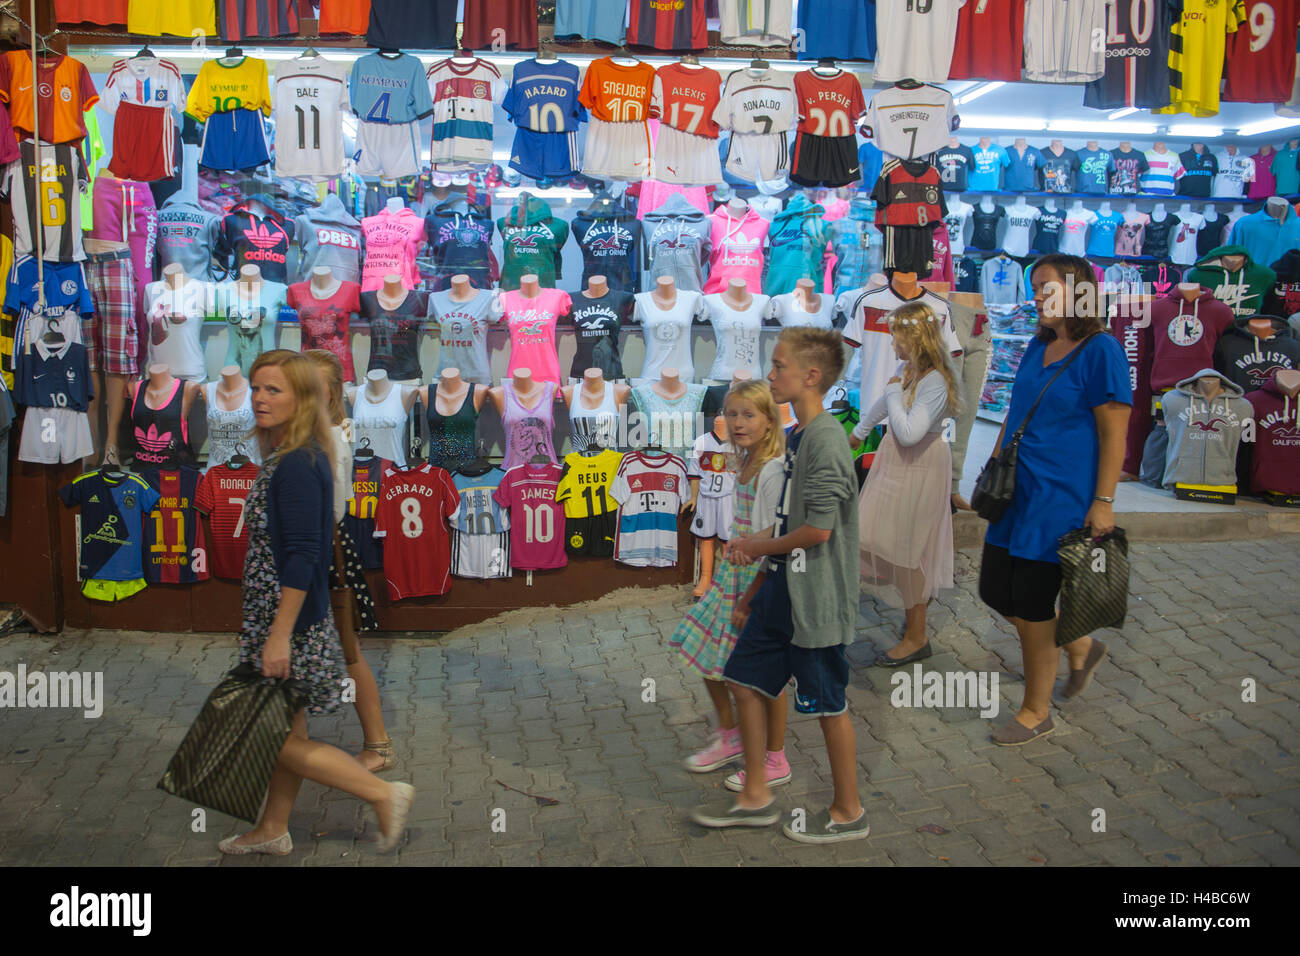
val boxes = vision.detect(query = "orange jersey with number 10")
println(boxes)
[579,57,656,124]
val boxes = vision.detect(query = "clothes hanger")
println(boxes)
[226,442,251,470]
[895,78,924,90]
[378,48,402,57]
[297,46,321,59]
[131,43,156,60]
[536,42,558,63]
[458,440,494,475]
[680,53,700,66]
[354,436,375,461]
[224,45,244,59]
[42,314,66,347]
[407,437,427,468]
[749,57,770,70]
[814,58,841,75]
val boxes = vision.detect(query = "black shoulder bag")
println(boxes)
[971,333,1100,523]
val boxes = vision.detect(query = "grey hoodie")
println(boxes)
[1161,368,1253,489]
[293,194,362,284]
[640,193,711,292]
[157,194,221,281]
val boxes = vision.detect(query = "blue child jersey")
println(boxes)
[969,144,1009,192]
[1076,148,1115,194]
[1004,145,1045,193]
[858,141,884,188]
[503,58,586,133]
[797,0,878,61]
[59,471,161,583]
[985,334,1132,564]
[19,340,93,410]
[7,256,95,324]
[1085,209,1124,258]
[349,53,434,125]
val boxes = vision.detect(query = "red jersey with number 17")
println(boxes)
[652,63,722,138]
[794,69,865,137]
[374,462,460,600]
[627,0,707,50]
[195,462,259,580]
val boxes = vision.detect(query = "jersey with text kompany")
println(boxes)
[195,462,258,580]
[374,462,460,599]
[1084,0,1179,109]
[142,467,209,584]
[272,58,350,180]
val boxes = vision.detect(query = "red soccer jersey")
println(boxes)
[949,0,1027,81]
[374,462,461,600]
[627,0,707,50]
[794,69,865,138]
[652,63,723,138]
[195,462,259,580]
[872,159,947,228]
[492,462,567,571]
[144,467,209,585]
[1223,0,1300,102]
[54,0,128,24]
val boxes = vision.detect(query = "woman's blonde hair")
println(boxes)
[302,349,346,426]
[887,302,961,415]
[249,349,333,460]
[723,379,785,473]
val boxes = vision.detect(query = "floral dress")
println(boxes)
[238,454,347,716]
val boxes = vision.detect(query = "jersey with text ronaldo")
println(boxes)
[195,462,259,580]
[374,462,461,599]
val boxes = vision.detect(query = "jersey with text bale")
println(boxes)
[1223,0,1300,102]
[142,467,209,584]
[450,467,511,579]
[864,83,957,161]
[1159,0,1248,116]
[59,471,160,584]
[343,457,386,570]
[950,0,1026,81]
[504,59,586,133]
[349,53,434,126]
[611,450,689,568]
[556,449,624,557]
[628,0,708,50]
[873,0,968,84]
[653,63,723,138]
[493,462,567,570]
[374,462,460,600]
[2,142,89,262]
[427,58,504,166]
[195,462,258,580]
[272,58,350,181]
[1084,0,1179,109]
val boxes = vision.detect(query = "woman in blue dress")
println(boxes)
[978,255,1132,745]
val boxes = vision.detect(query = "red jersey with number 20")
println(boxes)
[374,463,461,599]
[794,69,865,138]
[195,462,259,580]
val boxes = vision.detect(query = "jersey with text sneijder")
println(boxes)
[374,463,461,600]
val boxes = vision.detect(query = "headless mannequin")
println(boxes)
[86,237,136,463]
[688,413,732,597]
[978,136,991,151]
[793,277,821,314]
[206,364,249,413]
[1176,202,1193,218]
[488,367,560,420]
[722,277,752,311]
[132,361,202,450]
[309,264,341,299]
[891,270,921,299]
[1047,138,1066,157]
[1178,282,1200,302]
[1151,141,1170,156]
[1043,196,1058,212]
[1011,195,1029,211]
[1151,203,1167,222]
[1125,200,1140,216]
[448,273,475,303]
[561,368,631,419]
[584,275,609,299]
[979,195,996,213]
[727,197,749,218]
[1276,369,1300,395]
[1195,375,1223,402]
[344,368,419,421]
[652,275,677,309]
[420,366,488,419]
[1069,199,1087,214]
[1099,200,1113,217]
[947,136,960,149]
[1116,140,1137,156]
[1248,317,1278,339]
[385,196,404,214]
[1086,140,1100,151]
[517,273,542,299]
[652,367,688,401]
[377,273,407,312]
[1267,196,1290,221]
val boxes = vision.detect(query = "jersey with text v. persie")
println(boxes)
[1223,0,1300,102]
[195,462,258,580]
[343,456,387,569]
[493,462,567,570]
[712,67,797,137]
[556,449,623,557]
[653,63,723,138]
[627,0,708,50]
[794,69,865,139]
[59,471,160,584]
[450,467,511,579]
[374,462,460,600]
[185,56,272,121]
[504,58,586,133]
[272,57,350,180]
[142,467,209,585]
[579,57,656,123]
[1084,0,1179,109]
[610,450,688,568]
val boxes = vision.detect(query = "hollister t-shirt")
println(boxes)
[569,289,631,380]
[501,288,572,385]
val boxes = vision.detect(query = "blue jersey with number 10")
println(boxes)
[503,59,587,133]
[349,53,434,125]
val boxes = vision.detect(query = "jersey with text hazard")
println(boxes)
[450,467,511,579]
[195,462,258,580]
[794,69,865,139]
[142,467,209,584]
[493,462,567,570]
[272,58,350,180]
[611,450,688,568]
[374,462,460,600]
[556,449,623,557]
[653,63,723,138]
[426,58,504,166]
[503,58,586,133]
[627,0,708,50]
[1084,0,1179,109]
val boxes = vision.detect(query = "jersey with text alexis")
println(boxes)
[374,462,460,599]
[195,462,258,580]
[142,467,209,584]
[611,450,689,568]
[653,63,723,138]
[450,467,511,579]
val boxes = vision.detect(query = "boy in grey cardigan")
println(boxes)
[690,327,867,843]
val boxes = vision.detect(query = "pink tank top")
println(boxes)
[502,380,557,471]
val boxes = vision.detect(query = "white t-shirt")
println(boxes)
[1002,204,1041,258]
[272,58,351,181]
[1171,212,1206,266]
[1213,151,1254,198]
[765,291,835,329]
[704,292,769,381]
[943,199,973,256]
[1058,208,1097,257]
[864,82,957,160]
[144,280,209,380]
[872,0,968,84]
[1023,0,1108,82]
[633,290,705,383]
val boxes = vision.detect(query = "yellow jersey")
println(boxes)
[127,0,217,38]
[1157,0,1247,117]
[185,56,272,121]
[556,449,623,518]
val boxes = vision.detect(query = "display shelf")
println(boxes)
[948,189,1267,204]
[977,407,1009,425]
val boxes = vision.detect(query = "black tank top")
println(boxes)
[131,379,194,469]
[425,383,479,468]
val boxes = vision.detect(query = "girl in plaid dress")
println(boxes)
[670,381,789,777]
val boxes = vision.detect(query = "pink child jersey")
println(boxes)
[360,207,425,292]
[501,287,571,385]
[703,205,769,294]
[492,461,567,570]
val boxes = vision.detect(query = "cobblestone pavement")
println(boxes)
[2,540,1298,867]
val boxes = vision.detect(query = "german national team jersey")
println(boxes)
[653,63,723,138]
[839,284,960,412]
[493,462,567,570]
[873,160,947,229]
[272,58,350,181]
[426,58,504,166]
[195,462,258,580]
[127,0,217,37]
[343,456,386,570]
[219,0,299,41]
[185,56,272,120]
[504,58,586,133]
[1223,0,1300,103]
[101,57,186,121]
[793,69,865,138]
[2,142,89,262]
[627,0,708,50]
[713,67,797,137]
[141,467,209,584]
[1024,0,1109,82]
[0,52,99,144]
[610,450,688,568]
[60,471,161,585]
[350,53,435,125]
[580,57,656,123]
[1158,0,1248,117]
[950,0,1026,81]
[556,449,623,557]
[449,467,511,579]
[864,83,957,161]
[688,431,736,500]
[1084,0,1179,109]
[872,0,967,84]
[374,462,460,600]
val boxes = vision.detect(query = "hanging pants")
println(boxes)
[90,177,158,369]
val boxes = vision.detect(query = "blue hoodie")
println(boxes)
[763,194,829,295]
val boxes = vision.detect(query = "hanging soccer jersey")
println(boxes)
[102,56,186,119]
[873,160,947,228]
[713,67,797,182]
[374,462,461,600]
[426,58,505,167]
[272,57,350,181]
[195,461,258,580]
[450,467,511,579]
[127,0,217,37]
[627,0,707,49]
[462,0,539,49]
[580,57,656,181]
[493,462,567,570]
[1084,0,1179,109]
[950,0,1026,81]
[343,455,387,569]
[556,448,624,557]
[611,450,689,567]
[1157,0,1248,117]
[653,63,723,139]
[366,0,458,50]
[863,83,956,161]
[872,0,967,83]
[0,51,99,144]
[350,52,435,125]
[185,56,272,120]
[2,142,89,261]
[790,68,865,188]
[219,0,298,41]
[1223,0,1300,103]
[503,58,586,180]
[59,470,161,600]
[141,467,208,584]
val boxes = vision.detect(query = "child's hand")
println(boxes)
[726,536,761,565]
[730,597,752,634]
[682,494,697,514]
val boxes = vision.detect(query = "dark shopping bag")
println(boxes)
[1056,526,1130,647]
[157,662,308,823]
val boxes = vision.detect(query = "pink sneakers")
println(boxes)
[684,727,743,773]
[724,751,792,792]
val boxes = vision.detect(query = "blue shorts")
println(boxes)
[722,566,851,717]
[509,128,580,180]
[201,109,270,171]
